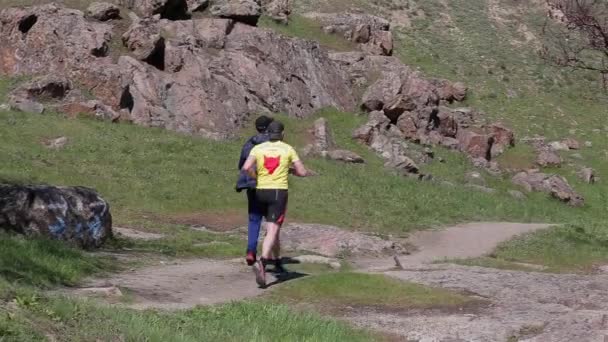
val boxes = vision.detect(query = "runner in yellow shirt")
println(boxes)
[241,120,310,287]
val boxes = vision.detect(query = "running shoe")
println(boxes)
[253,259,266,287]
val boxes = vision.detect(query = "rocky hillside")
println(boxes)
[0,0,605,214]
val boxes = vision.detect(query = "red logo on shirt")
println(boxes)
[263,156,281,175]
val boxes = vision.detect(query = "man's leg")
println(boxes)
[261,222,280,260]
[246,190,263,265]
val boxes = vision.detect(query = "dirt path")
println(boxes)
[349,264,608,341]
[73,221,608,341]
[81,258,277,310]
[343,222,608,341]
[354,222,552,271]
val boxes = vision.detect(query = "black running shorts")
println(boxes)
[255,189,288,225]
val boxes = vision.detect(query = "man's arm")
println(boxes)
[241,155,257,179]
[291,160,309,177]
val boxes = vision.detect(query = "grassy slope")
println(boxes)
[391,0,608,270]
[279,0,608,270]
[0,106,590,234]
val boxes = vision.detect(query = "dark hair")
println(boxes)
[266,121,284,141]
[255,115,274,133]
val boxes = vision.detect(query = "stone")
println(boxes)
[0,103,9,111]
[312,117,334,152]
[577,167,596,184]
[85,2,121,21]
[361,30,393,56]
[440,137,460,150]
[122,18,165,64]
[562,137,580,150]
[465,171,486,186]
[512,171,584,206]
[42,136,69,149]
[486,123,515,158]
[186,0,210,13]
[0,184,113,248]
[281,223,407,258]
[384,95,417,122]
[8,96,44,114]
[536,150,562,167]
[456,129,493,160]
[10,75,72,102]
[396,112,419,139]
[327,149,365,163]
[387,155,419,175]
[570,153,583,160]
[115,0,188,20]
[549,141,570,151]
[210,0,262,26]
[59,100,120,121]
[261,0,290,24]
[75,286,123,298]
[161,18,235,49]
[465,184,496,194]
[434,79,468,102]
[508,190,526,200]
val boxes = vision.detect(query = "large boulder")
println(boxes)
[512,171,584,206]
[85,2,121,21]
[122,18,165,64]
[456,129,493,160]
[210,0,261,26]
[0,185,113,248]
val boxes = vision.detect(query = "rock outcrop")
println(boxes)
[0,4,355,139]
[331,52,513,176]
[0,185,113,248]
[512,170,584,206]
[86,2,121,21]
[281,223,407,258]
[304,12,393,55]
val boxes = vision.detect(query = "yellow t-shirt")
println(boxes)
[249,141,300,190]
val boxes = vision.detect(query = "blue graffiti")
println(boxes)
[49,217,66,237]
[74,223,84,239]
[88,215,103,241]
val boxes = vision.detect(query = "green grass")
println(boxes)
[270,272,472,310]
[487,221,608,273]
[1,106,601,234]
[0,233,112,291]
[258,15,357,52]
[1,297,376,341]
